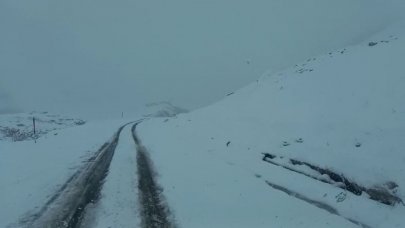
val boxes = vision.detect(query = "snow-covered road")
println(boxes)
[81,124,140,228]
[80,123,175,228]
[22,122,175,228]
[26,125,127,228]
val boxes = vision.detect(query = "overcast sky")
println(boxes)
[0,0,402,118]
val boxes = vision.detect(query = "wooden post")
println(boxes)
[33,117,36,134]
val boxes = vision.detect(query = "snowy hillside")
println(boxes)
[136,23,405,227]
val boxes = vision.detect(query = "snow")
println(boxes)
[136,22,405,227]
[1,2,405,227]
[0,102,185,227]
[81,125,140,228]
[0,118,130,227]
[137,121,358,228]
[0,111,85,141]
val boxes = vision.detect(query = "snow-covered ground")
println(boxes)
[136,22,405,227]
[0,103,185,227]
[0,118,131,227]
[0,112,85,142]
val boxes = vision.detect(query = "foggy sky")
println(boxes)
[0,0,402,119]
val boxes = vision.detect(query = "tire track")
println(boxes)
[265,180,372,228]
[21,123,132,228]
[262,153,403,206]
[131,123,176,228]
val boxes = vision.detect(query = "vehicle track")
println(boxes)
[262,153,403,206]
[131,123,175,228]
[21,123,132,228]
[265,180,372,228]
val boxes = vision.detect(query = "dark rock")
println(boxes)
[368,42,378,47]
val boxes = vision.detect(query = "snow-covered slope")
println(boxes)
[137,23,405,227]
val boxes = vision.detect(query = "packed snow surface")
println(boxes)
[81,125,140,228]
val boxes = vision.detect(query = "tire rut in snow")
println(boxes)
[132,123,175,228]
[22,124,129,228]
[262,153,403,206]
[265,180,373,228]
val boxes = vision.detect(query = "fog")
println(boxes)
[0,86,19,114]
[0,0,402,119]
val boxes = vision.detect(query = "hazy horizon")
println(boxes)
[1,0,403,119]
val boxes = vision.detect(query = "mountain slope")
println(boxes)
[137,22,405,227]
